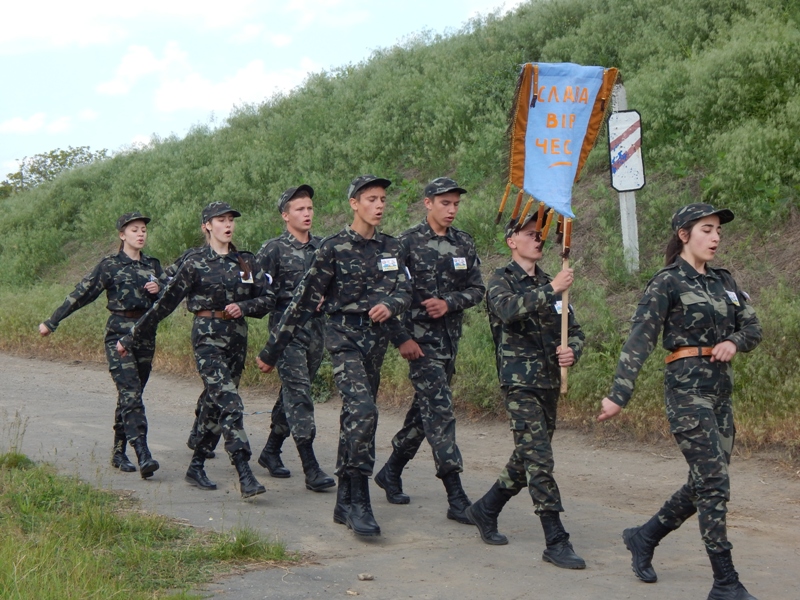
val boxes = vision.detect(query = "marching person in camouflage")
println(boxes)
[376,177,484,524]
[39,212,164,479]
[255,184,334,492]
[598,204,762,600]
[118,202,275,498]
[257,175,412,537]
[465,214,587,570]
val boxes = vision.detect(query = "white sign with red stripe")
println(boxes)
[608,110,645,192]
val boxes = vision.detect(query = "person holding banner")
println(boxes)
[465,214,586,570]
[598,203,761,600]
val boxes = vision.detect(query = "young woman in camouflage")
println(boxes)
[39,212,164,479]
[118,202,275,498]
[598,203,762,600]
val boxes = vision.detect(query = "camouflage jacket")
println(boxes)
[608,257,762,407]
[43,251,165,332]
[256,230,323,326]
[487,261,584,389]
[391,220,485,358]
[122,245,274,345]
[259,225,412,366]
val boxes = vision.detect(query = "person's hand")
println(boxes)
[116,341,128,358]
[369,303,392,323]
[597,398,622,422]
[38,323,51,337]
[144,281,159,294]
[421,298,449,319]
[224,303,243,319]
[398,339,424,361]
[711,340,737,363]
[256,356,274,373]
[550,267,574,294]
[556,345,575,367]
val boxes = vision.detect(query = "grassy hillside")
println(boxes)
[2,0,799,455]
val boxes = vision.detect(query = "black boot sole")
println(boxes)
[257,456,290,478]
[447,507,474,525]
[542,546,587,570]
[622,528,658,583]
[333,510,348,525]
[185,474,218,490]
[139,460,159,479]
[464,505,509,545]
[241,485,267,498]
[306,478,336,492]
[374,469,410,504]
[112,458,137,473]
[345,519,381,537]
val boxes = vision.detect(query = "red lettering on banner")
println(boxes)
[563,86,575,102]
[551,139,561,154]
[564,140,572,154]
[547,87,560,102]
[547,114,558,128]
[579,88,589,103]
[535,139,548,153]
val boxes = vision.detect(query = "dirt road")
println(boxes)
[1,352,797,599]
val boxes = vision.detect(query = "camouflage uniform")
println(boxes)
[256,231,325,445]
[121,245,274,462]
[43,250,165,443]
[487,260,584,513]
[389,220,485,476]
[608,256,762,554]
[259,225,411,477]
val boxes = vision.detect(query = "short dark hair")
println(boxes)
[354,184,385,201]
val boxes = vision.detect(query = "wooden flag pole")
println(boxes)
[560,218,573,395]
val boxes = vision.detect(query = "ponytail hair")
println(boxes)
[664,218,699,265]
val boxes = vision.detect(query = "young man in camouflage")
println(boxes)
[255,184,334,492]
[257,175,411,537]
[375,177,484,524]
[465,214,586,570]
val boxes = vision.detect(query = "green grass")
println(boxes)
[0,452,291,600]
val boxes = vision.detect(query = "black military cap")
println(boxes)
[116,211,151,231]
[424,177,467,198]
[347,174,392,199]
[277,184,314,214]
[202,201,242,223]
[504,214,537,239]
[671,203,734,231]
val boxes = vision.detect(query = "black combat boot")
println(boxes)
[257,431,290,478]
[131,436,159,479]
[707,550,758,600]
[622,514,673,583]
[346,473,381,537]
[333,474,351,525]
[374,451,410,504]
[464,482,516,545]
[441,471,472,524]
[111,431,136,472]
[232,450,266,498]
[296,441,335,492]
[185,449,217,490]
[540,511,586,569]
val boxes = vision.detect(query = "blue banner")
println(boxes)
[523,63,605,217]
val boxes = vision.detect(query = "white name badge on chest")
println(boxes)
[452,257,467,270]
[554,300,563,315]
[725,290,740,306]
[240,271,254,284]
[380,257,399,271]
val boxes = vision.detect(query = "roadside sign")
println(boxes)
[608,110,645,192]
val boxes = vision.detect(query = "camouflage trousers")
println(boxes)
[103,315,154,443]
[269,317,325,445]
[326,316,389,477]
[655,390,735,554]
[190,317,251,462]
[391,354,463,477]
[496,387,564,514]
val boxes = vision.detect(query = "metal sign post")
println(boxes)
[609,84,644,273]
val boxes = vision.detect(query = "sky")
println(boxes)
[0,0,524,178]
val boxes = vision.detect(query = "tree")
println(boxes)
[2,146,109,193]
